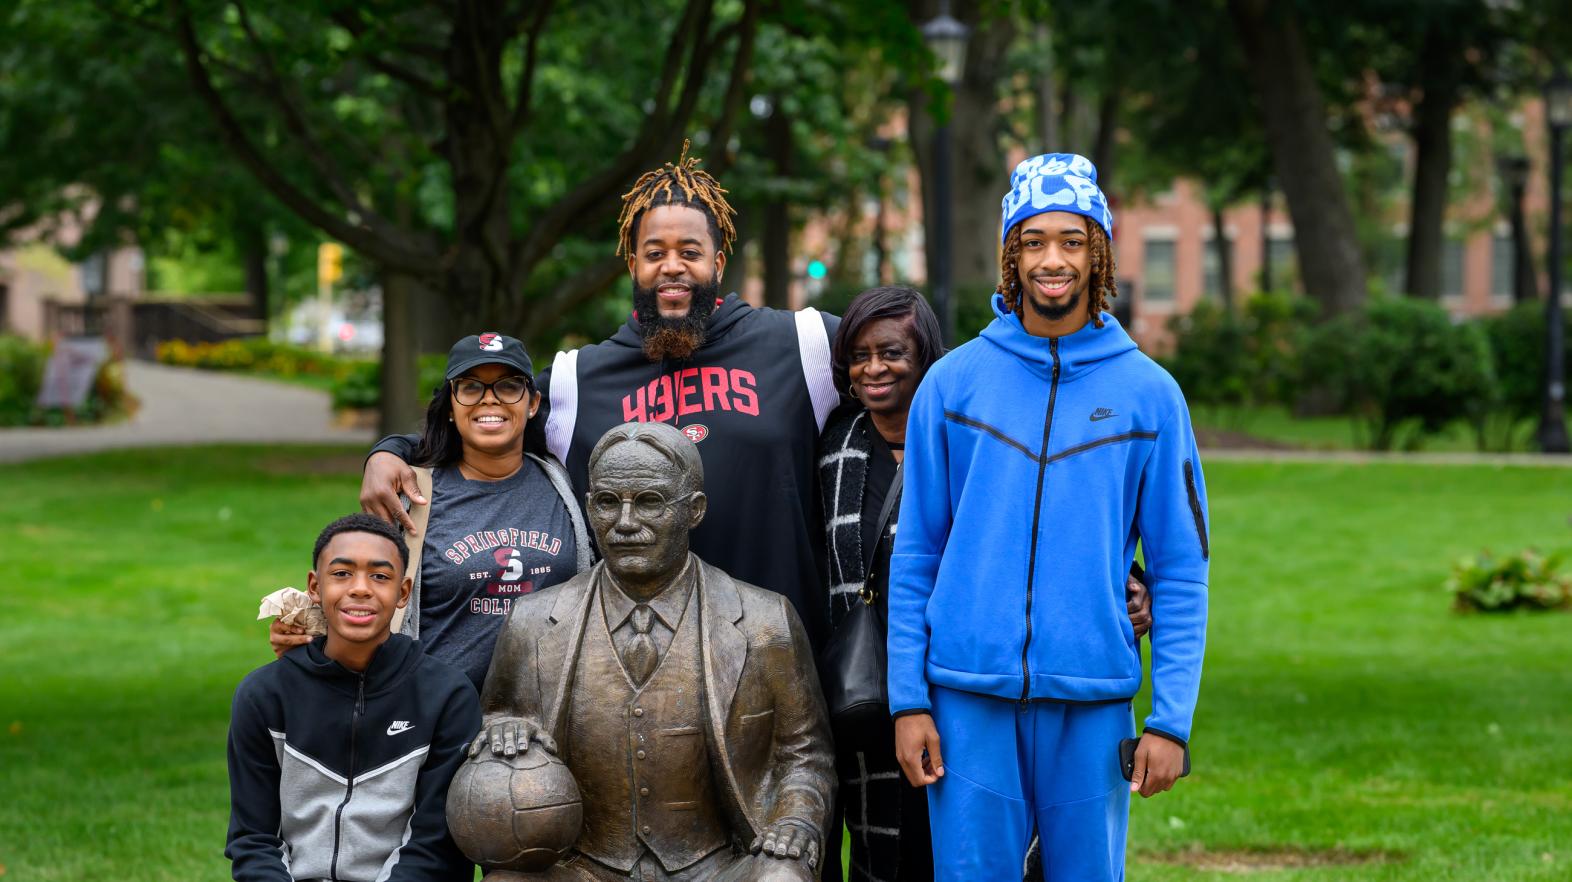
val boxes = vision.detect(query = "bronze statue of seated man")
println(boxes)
[456,421,835,881]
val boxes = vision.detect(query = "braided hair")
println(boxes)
[995,220,1119,329]
[617,140,737,258]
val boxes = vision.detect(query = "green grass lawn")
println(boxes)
[2,447,1570,880]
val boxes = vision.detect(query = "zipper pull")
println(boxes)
[355,675,366,717]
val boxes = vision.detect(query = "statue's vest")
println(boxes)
[567,584,729,872]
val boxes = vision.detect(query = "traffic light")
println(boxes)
[317,242,344,285]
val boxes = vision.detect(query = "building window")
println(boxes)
[1491,232,1514,302]
[1202,236,1234,301]
[78,252,107,299]
[1441,236,1465,300]
[1144,239,1176,303]
[1266,235,1295,290]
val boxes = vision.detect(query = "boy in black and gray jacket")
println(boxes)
[226,514,480,881]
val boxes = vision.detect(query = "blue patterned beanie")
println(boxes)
[999,153,1113,245]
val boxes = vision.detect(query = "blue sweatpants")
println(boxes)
[925,687,1133,881]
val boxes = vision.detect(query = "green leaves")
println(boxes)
[1449,548,1572,612]
[1302,297,1499,450]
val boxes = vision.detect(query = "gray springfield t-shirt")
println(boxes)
[420,460,577,688]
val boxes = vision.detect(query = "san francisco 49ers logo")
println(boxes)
[682,424,709,443]
[478,332,504,352]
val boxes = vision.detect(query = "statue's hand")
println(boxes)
[467,716,557,759]
[750,818,820,869]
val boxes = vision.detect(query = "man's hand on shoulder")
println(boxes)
[1129,733,1185,798]
[893,712,945,787]
[268,618,311,658]
[361,451,424,533]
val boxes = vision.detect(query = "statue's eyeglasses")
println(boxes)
[588,489,698,520]
[451,375,531,406]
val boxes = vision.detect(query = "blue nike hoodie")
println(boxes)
[887,294,1209,744]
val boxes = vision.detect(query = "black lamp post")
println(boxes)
[1539,67,1571,454]
[1496,154,1535,305]
[922,2,969,344]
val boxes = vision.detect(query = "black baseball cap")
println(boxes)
[445,332,534,381]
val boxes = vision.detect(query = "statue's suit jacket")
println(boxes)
[479,556,835,847]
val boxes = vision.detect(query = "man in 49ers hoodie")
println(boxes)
[887,154,1209,881]
[227,514,480,881]
[361,147,839,647]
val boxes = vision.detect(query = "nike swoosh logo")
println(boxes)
[1090,410,1117,422]
[387,721,414,736]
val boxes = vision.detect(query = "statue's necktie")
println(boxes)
[624,604,658,685]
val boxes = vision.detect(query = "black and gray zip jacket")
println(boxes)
[372,293,842,649]
[225,635,480,882]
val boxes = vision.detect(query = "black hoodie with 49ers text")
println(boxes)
[374,294,841,648]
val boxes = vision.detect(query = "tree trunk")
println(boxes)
[1511,182,1538,304]
[1260,181,1274,292]
[1212,205,1235,311]
[762,105,793,309]
[1091,80,1121,193]
[379,268,423,437]
[1403,26,1460,300]
[726,201,752,298]
[446,0,519,328]
[909,0,1013,317]
[950,13,1015,291]
[1228,0,1367,317]
[238,220,270,323]
[1034,23,1059,150]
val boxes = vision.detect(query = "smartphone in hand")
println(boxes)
[1119,736,1191,781]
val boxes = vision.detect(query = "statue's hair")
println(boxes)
[995,220,1118,329]
[616,140,737,258]
[587,421,705,494]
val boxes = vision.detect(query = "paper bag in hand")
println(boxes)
[258,587,327,637]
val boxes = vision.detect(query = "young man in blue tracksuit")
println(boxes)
[887,153,1209,881]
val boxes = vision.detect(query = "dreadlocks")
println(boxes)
[995,221,1119,329]
[617,140,737,258]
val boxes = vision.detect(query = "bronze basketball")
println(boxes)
[445,749,583,871]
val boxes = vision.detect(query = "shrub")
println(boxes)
[1478,302,1572,421]
[0,335,132,427]
[1163,300,1250,408]
[1301,297,1499,450]
[1162,292,1318,411]
[0,335,46,425]
[1449,549,1572,612]
[155,338,357,380]
[330,354,447,411]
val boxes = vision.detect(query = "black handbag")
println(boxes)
[820,464,902,732]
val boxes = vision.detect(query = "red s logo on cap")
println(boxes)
[478,333,503,352]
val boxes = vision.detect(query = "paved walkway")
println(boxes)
[0,360,374,464]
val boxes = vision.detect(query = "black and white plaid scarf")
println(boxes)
[819,406,878,629]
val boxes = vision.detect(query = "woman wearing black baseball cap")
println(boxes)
[272,332,590,690]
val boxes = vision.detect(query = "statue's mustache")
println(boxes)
[605,529,657,546]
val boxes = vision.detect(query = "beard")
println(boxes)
[633,276,723,362]
[1025,276,1084,323]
